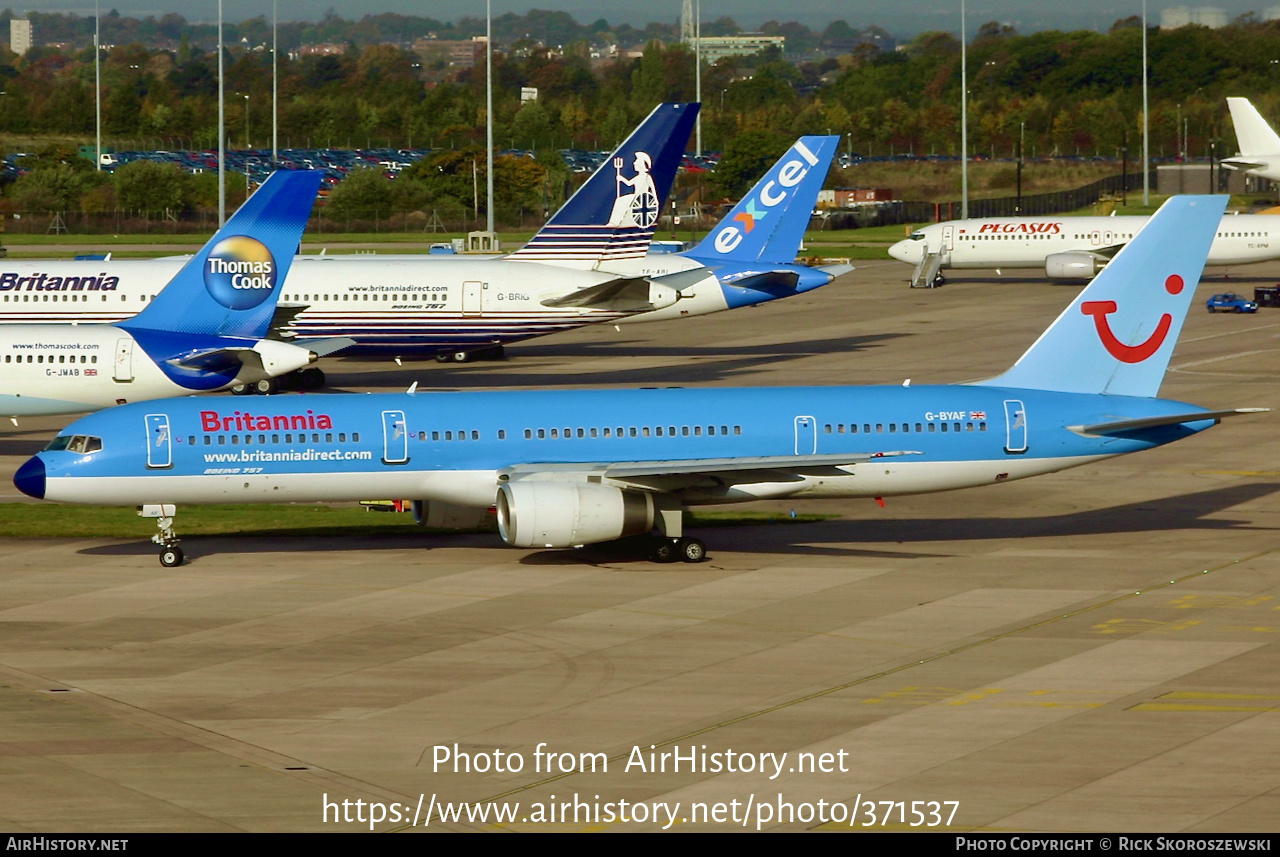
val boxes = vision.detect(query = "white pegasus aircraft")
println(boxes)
[888,212,1280,284]
[1222,96,1280,182]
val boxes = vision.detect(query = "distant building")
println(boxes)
[9,19,32,56]
[414,36,486,69]
[296,43,347,57]
[1160,6,1228,29]
[691,34,785,65]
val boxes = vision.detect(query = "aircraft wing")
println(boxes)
[1068,408,1268,437]
[503,450,921,484]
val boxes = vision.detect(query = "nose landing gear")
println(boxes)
[140,504,183,567]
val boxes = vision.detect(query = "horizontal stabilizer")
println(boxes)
[293,337,356,357]
[268,304,308,338]
[719,270,801,291]
[540,268,709,311]
[540,277,653,310]
[1068,408,1268,437]
[167,347,257,374]
[817,263,854,279]
[1221,158,1266,172]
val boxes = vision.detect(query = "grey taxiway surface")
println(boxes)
[1,258,1278,832]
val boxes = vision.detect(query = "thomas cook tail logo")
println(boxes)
[607,151,659,228]
[1081,274,1181,363]
[203,236,278,310]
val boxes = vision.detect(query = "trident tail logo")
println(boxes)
[607,151,658,228]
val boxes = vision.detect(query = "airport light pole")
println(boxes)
[695,0,701,156]
[94,0,101,171]
[960,0,968,219]
[1142,0,1149,206]
[486,0,494,235]
[272,0,278,168]
[218,0,225,227]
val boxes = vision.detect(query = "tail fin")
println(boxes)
[977,195,1227,398]
[120,170,322,338]
[687,136,838,264]
[1227,97,1280,157]
[508,103,699,266]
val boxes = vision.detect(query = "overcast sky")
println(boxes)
[5,1,1275,38]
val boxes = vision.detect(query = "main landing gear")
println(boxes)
[649,536,707,563]
[435,345,506,364]
[140,505,183,567]
[647,501,706,563]
[230,367,326,395]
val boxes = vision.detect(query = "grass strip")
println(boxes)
[0,503,835,539]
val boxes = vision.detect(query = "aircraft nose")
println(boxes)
[888,239,916,263]
[13,456,45,500]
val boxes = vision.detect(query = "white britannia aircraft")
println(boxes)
[0,170,348,419]
[16,196,1264,568]
[1222,96,1280,182]
[0,106,846,379]
[888,208,1280,285]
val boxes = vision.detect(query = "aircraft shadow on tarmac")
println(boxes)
[0,439,48,456]
[76,482,1280,566]
[324,333,905,391]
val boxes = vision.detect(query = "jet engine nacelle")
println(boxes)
[648,282,681,310]
[1044,252,1106,281]
[411,499,495,530]
[496,482,656,548]
[243,339,317,380]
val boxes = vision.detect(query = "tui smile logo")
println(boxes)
[1080,273,1181,363]
[203,235,278,310]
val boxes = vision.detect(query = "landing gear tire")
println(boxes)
[451,351,471,363]
[677,537,706,563]
[230,383,251,395]
[253,378,278,395]
[298,367,325,390]
[159,546,184,567]
[933,274,946,287]
[649,539,677,563]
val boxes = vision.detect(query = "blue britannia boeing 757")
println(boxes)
[16,197,1261,566]
[0,170,335,417]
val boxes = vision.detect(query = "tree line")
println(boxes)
[3,10,1280,218]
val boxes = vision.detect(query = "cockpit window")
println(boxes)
[909,231,925,241]
[44,435,102,454]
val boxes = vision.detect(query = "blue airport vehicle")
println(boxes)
[1205,292,1258,313]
